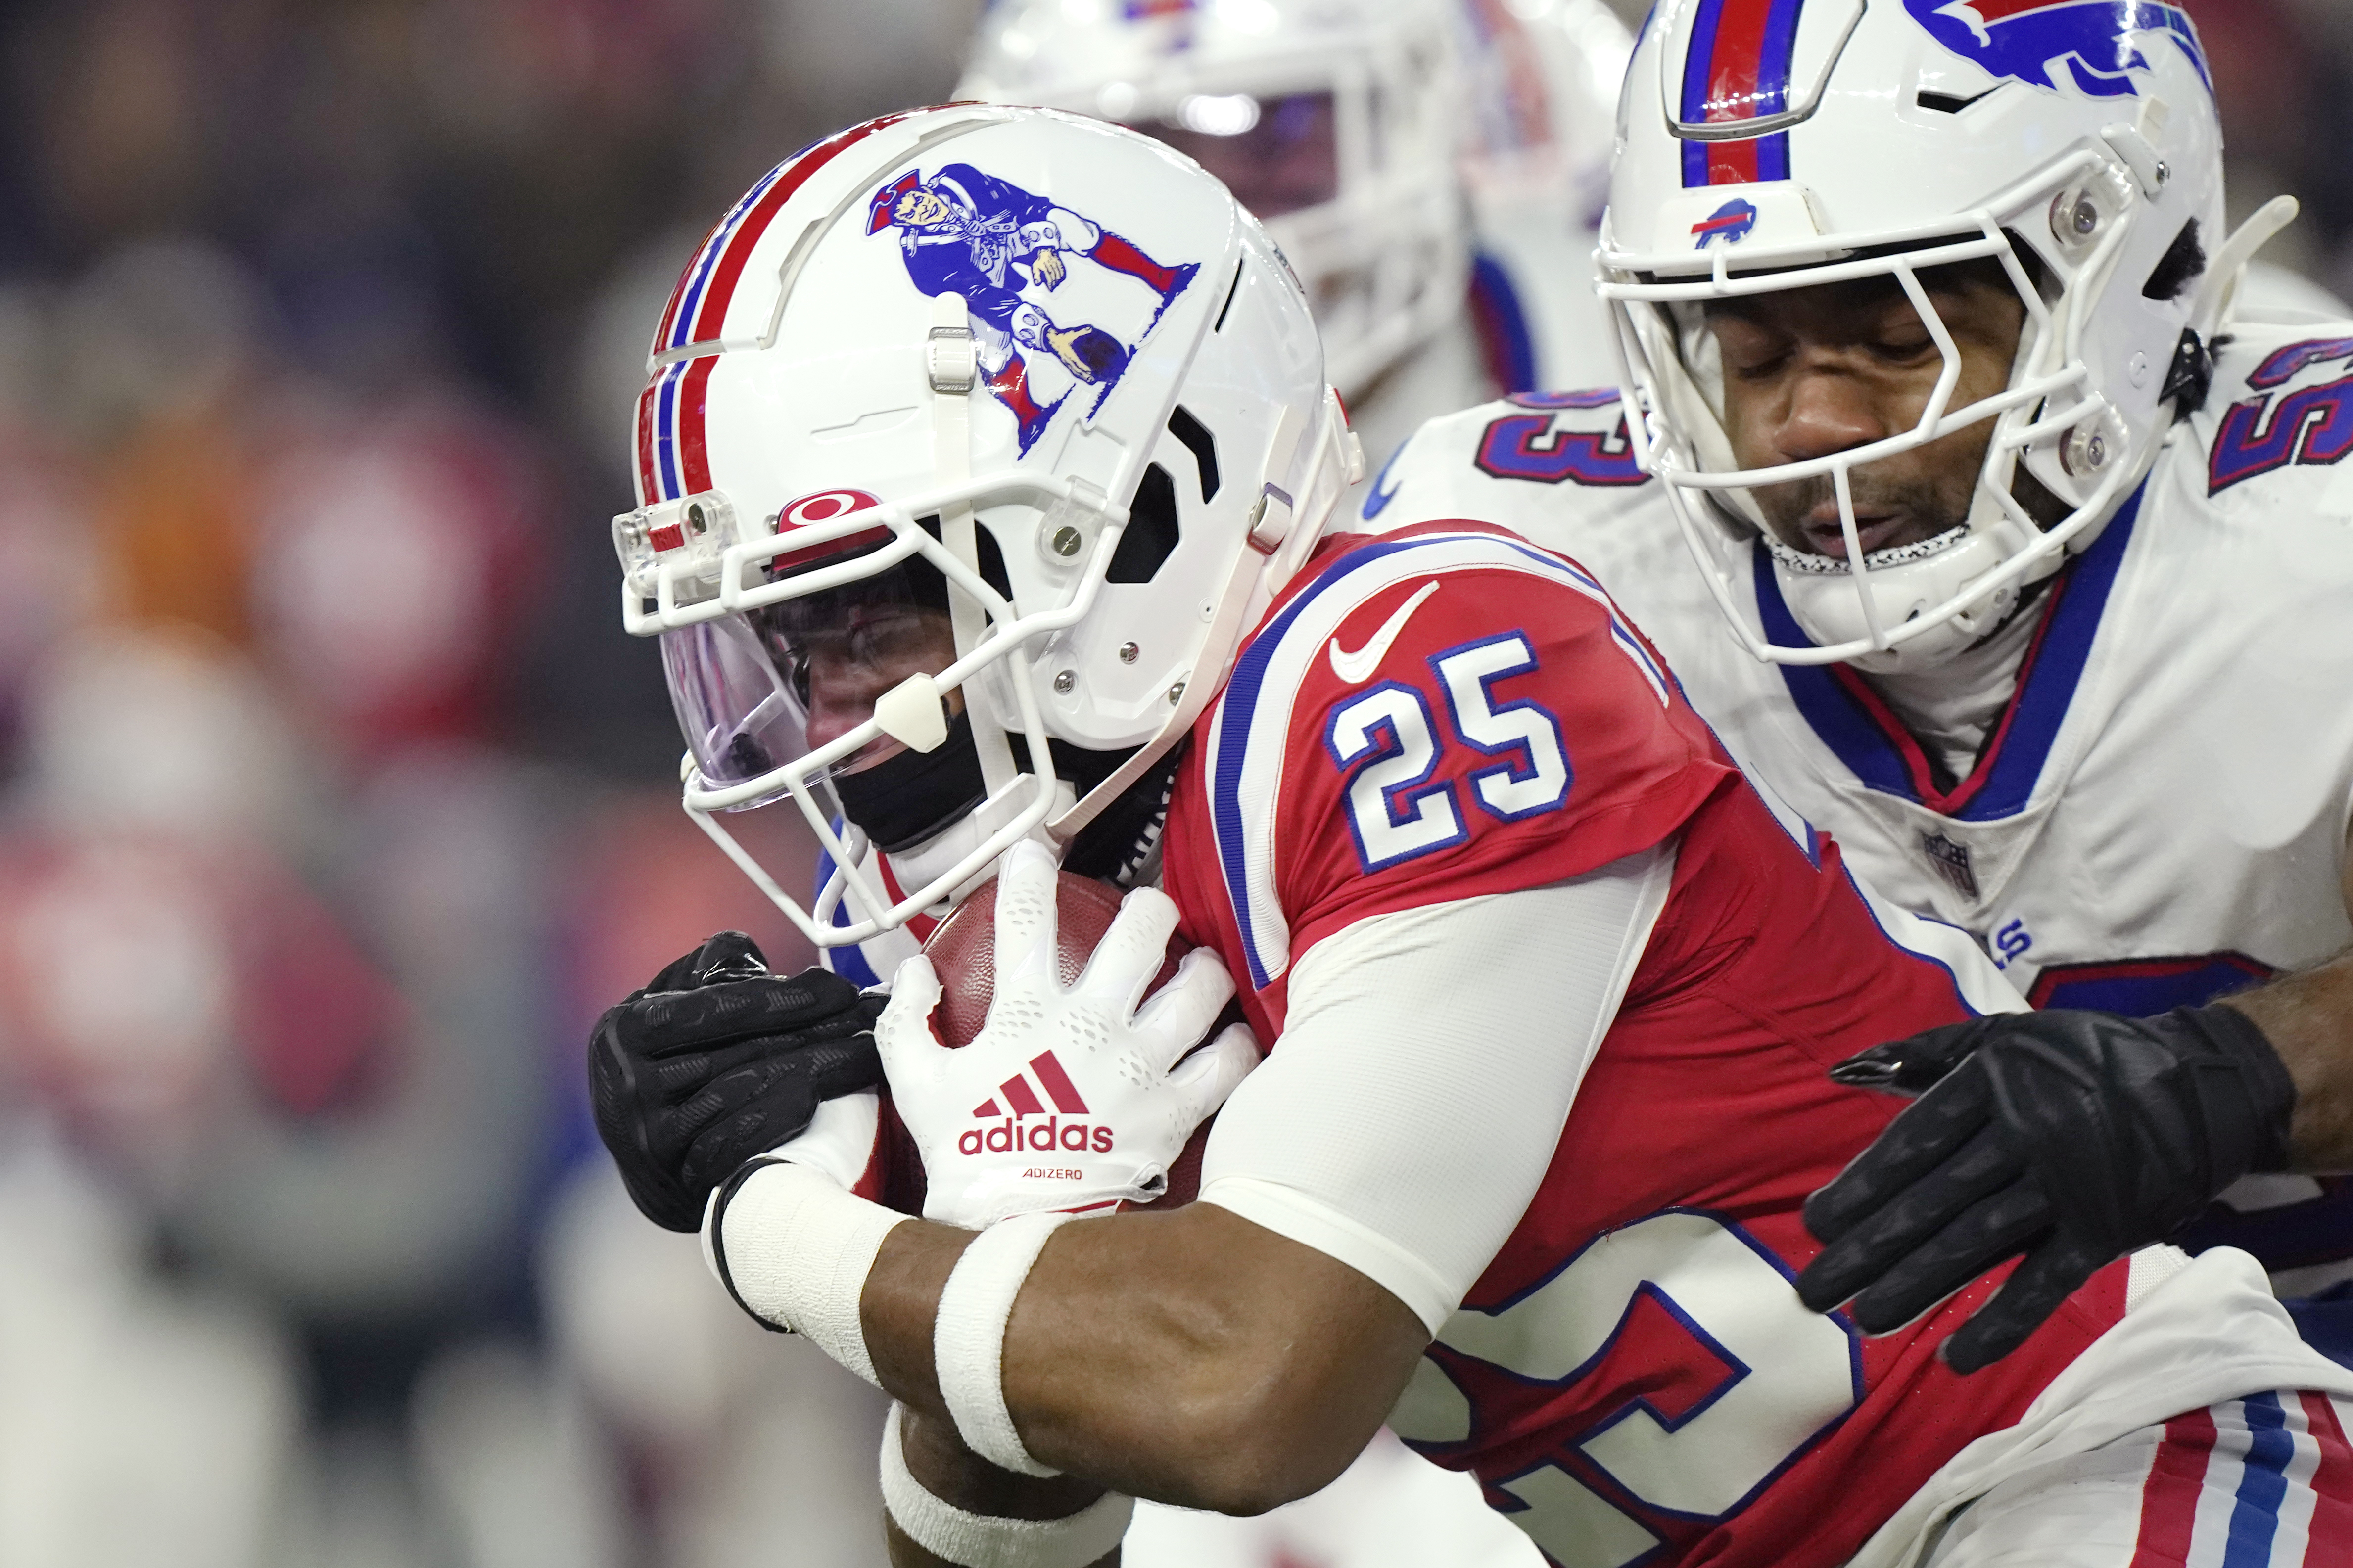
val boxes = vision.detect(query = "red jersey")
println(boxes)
[1158,521,2130,1568]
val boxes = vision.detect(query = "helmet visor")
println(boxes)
[660,551,961,802]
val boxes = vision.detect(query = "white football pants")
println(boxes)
[1924,1391,2353,1568]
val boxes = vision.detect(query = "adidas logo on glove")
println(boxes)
[959,1050,1115,1156]
[876,842,1258,1228]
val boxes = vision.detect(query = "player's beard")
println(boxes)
[1749,465,1975,562]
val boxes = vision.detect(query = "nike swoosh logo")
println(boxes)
[1329,580,1440,685]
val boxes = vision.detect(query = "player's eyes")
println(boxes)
[1726,347,1792,381]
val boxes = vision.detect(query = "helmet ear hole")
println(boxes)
[1109,463,1182,584]
[2141,219,2206,303]
[1166,405,1221,501]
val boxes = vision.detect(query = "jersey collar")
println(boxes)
[1750,483,2145,822]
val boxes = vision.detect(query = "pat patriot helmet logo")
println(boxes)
[1691,197,1761,250]
[1903,0,2212,99]
[868,163,1200,453]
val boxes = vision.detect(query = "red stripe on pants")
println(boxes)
[2303,1393,2353,1567]
[2132,1406,2219,1567]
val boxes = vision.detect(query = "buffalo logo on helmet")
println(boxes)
[1903,0,2212,98]
[868,163,1199,454]
[1691,197,1761,250]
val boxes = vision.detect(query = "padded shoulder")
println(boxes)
[2196,321,2353,504]
[1358,389,1655,533]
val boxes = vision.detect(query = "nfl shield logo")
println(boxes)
[1921,831,1980,900]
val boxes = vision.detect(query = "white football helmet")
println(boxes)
[613,105,1357,948]
[1598,0,2290,671]
[1453,0,1634,392]
[956,0,1467,400]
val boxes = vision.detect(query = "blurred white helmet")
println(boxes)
[957,0,1467,400]
[1453,0,1634,391]
[1599,0,2271,672]
[613,104,1358,948]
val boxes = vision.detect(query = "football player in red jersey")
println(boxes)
[587,106,2353,1568]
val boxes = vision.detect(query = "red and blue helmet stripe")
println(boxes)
[655,158,795,359]
[1677,0,1806,186]
[652,111,917,359]
[637,110,926,505]
[634,355,721,507]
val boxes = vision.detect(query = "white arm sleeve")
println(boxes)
[1197,842,1677,1334]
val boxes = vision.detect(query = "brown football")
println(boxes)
[921,869,1181,1046]
[877,868,1214,1214]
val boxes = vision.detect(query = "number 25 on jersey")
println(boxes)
[1325,631,1571,874]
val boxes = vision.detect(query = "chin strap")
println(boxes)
[2190,194,2300,345]
[2164,195,2299,421]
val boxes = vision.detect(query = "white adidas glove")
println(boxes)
[876,841,1259,1229]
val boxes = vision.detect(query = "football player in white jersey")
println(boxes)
[1361,0,2353,1368]
[953,0,1632,484]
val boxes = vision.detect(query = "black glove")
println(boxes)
[589,931,886,1232]
[1795,1003,2294,1374]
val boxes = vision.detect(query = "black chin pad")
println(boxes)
[832,710,989,853]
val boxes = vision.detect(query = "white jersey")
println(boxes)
[1366,320,2353,1284]
[1342,225,1624,520]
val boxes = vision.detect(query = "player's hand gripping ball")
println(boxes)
[877,840,1259,1229]
[589,932,886,1231]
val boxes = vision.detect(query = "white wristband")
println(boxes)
[705,1158,907,1388]
[934,1211,1076,1476]
[880,1404,1133,1568]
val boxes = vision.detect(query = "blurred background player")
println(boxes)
[955,0,1634,486]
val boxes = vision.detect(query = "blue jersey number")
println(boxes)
[1390,1211,1861,1567]
[2209,338,2353,493]
[1475,407,1648,487]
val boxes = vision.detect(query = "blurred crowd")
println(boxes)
[2,1,2351,1566]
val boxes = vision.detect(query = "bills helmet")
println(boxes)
[1599,0,2287,671]
[613,105,1358,947]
